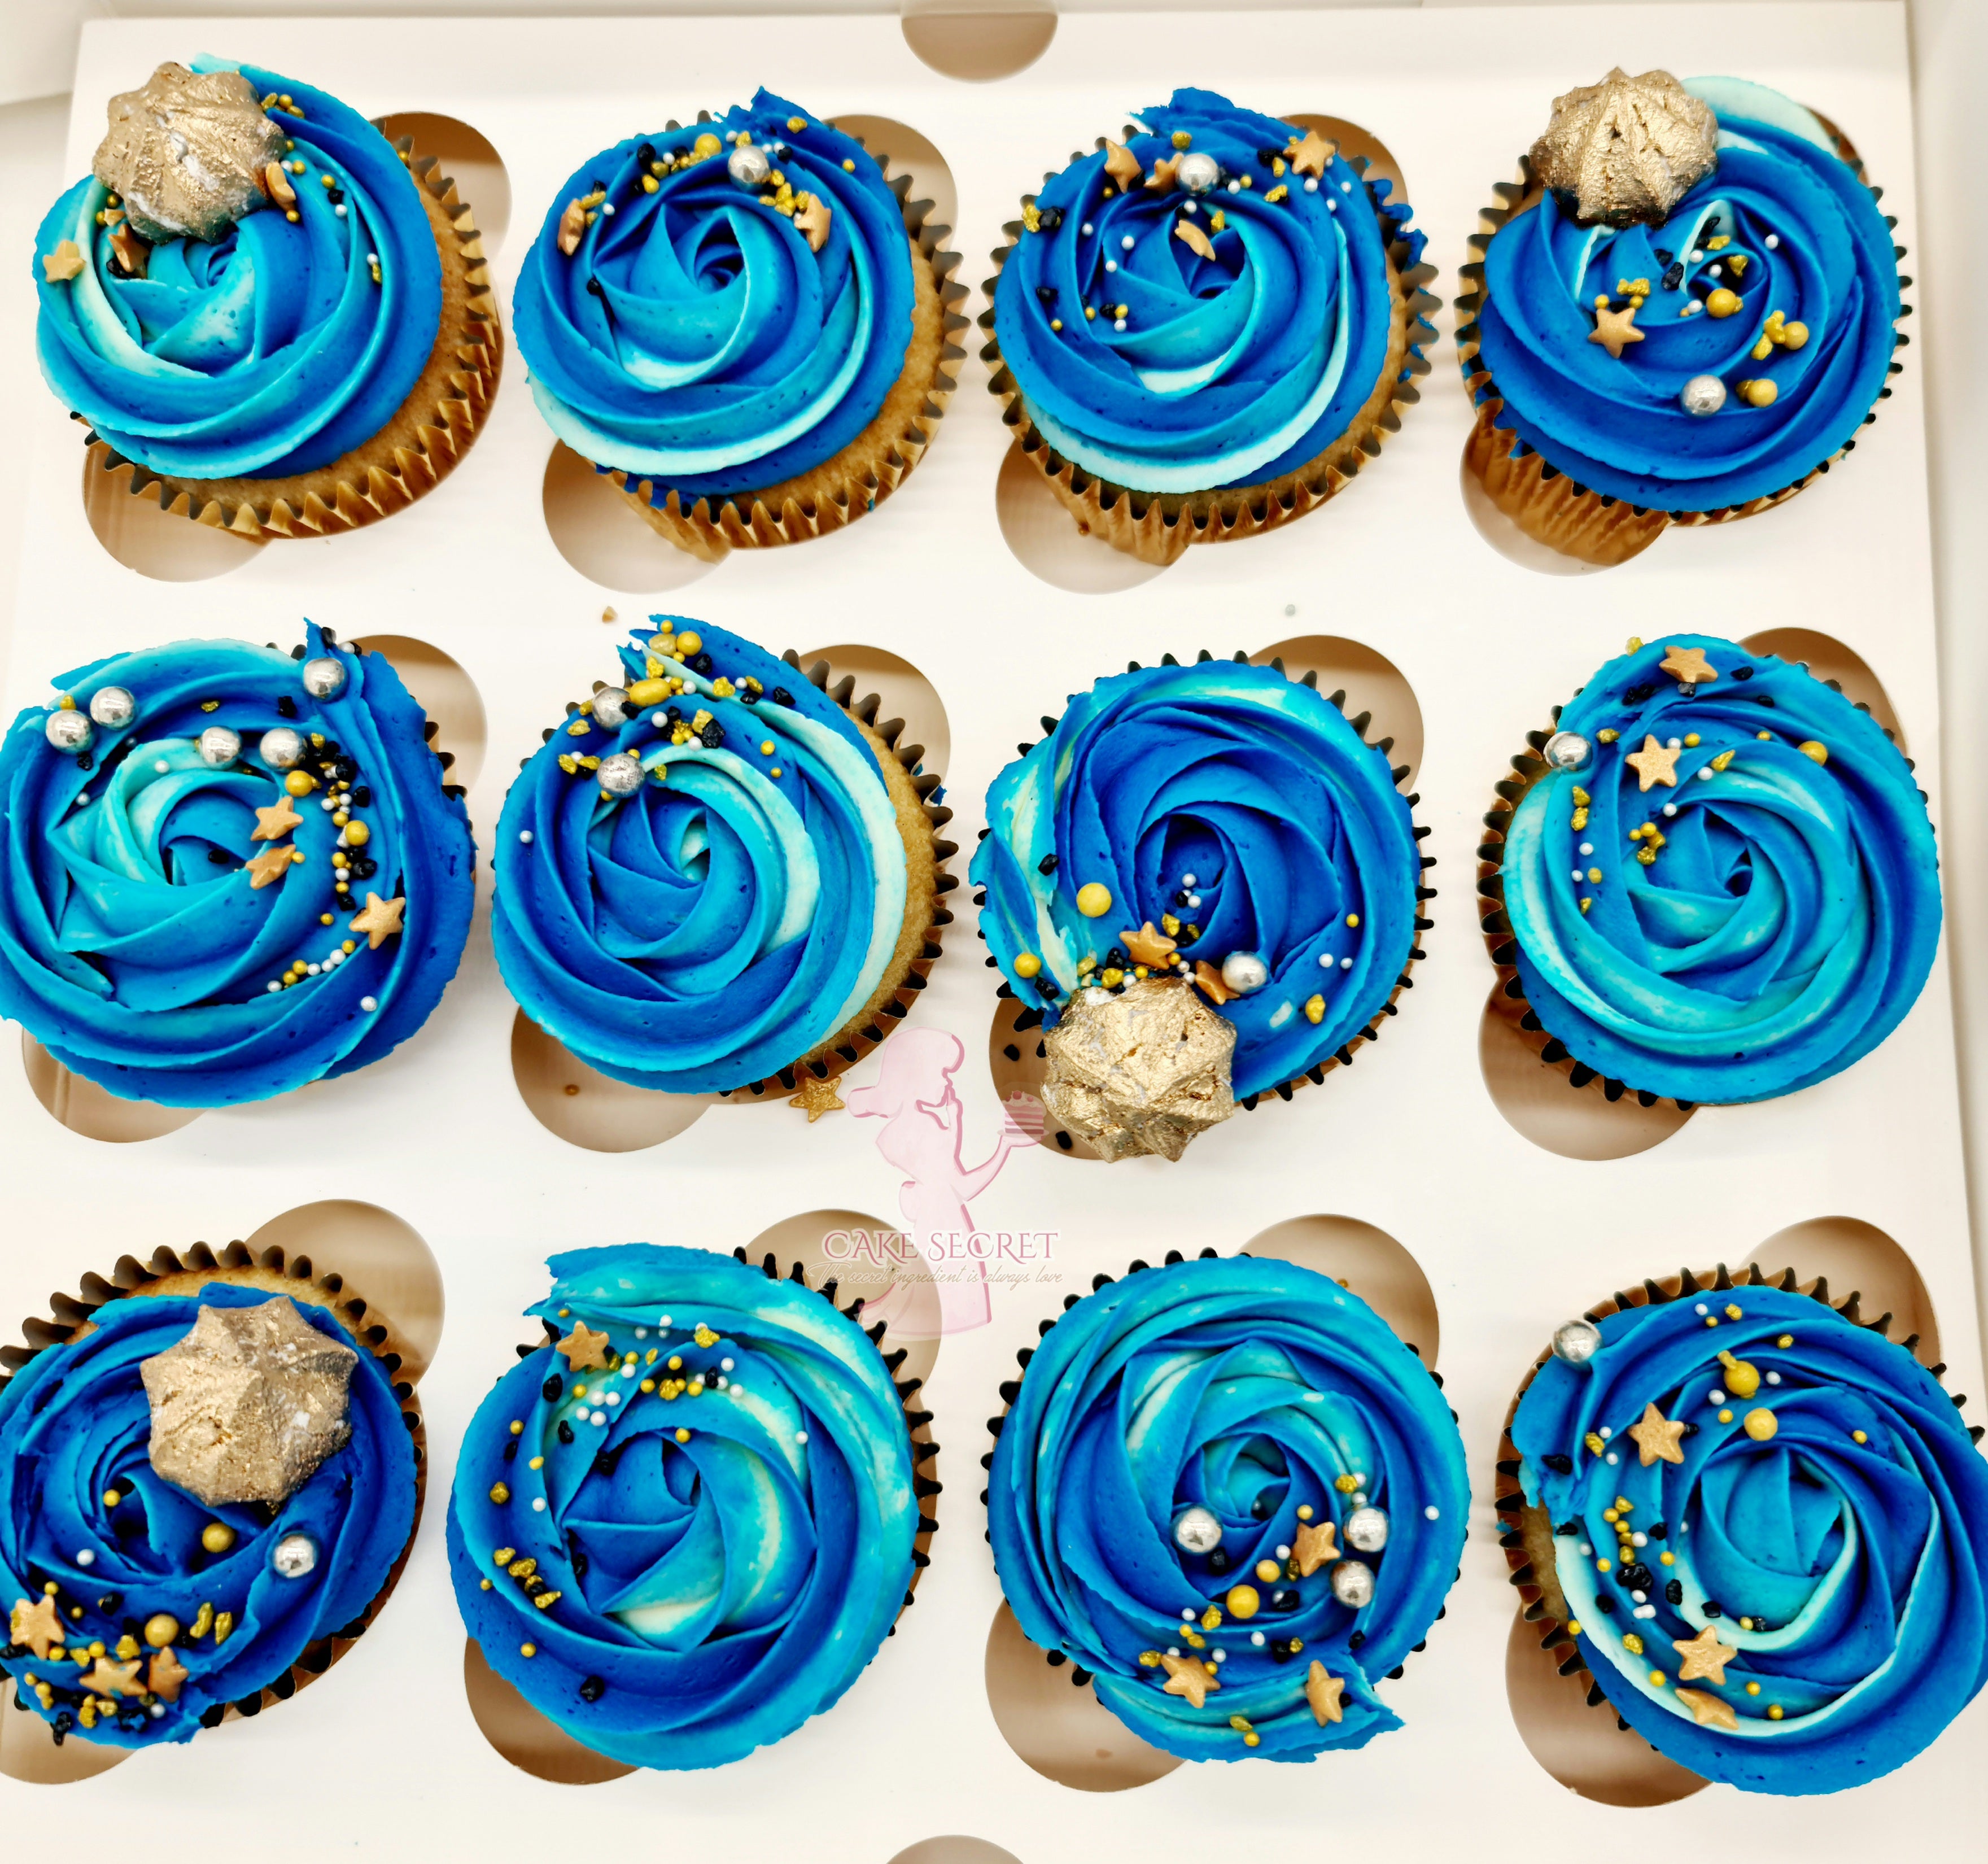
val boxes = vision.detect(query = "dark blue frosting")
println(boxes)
[1474,78,1900,512]
[1513,1285,1988,1794]
[492,618,908,1095]
[34,61,442,481]
[994,89,1423,493]
[989,1256,1467,1761]
[0,625,475,1106]
[448,1245,917,1770]
[972,657,1419,1100]
[0,1285,416,1747]
[1500,634,1938,1103]
[513,90,915,498]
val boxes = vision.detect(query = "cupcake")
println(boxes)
[447,1245,936,1769]
[1501,1266,1988,1793]
[984,88,1433,564]
[1458,70,1903,566]
[986,1252,1466,1761]
[1479,633,1938,1105]
[1,1240,422,1747]
[513,92,955,558]
[972,652,1429,1159]
[34,60,498,539]
[493,617,947,1105]
[0,624,477,1106]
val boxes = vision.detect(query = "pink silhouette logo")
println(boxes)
[845,1027,1045,1336]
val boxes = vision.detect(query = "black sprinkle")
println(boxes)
[586,277,603,297]
[1703,1600,1723,1618]
[1206,1548,1230,1575]
[276,696,298,718]
[207,848,235,866]
[772,688,796,708]
[557,1420,575,1445]
[543,1376,563,1402]
[1038,853,1059,875]
[1037,207,1063,232]
[700,722,725,749]
[1035,285,1058,305]
[1542,1453,1574,1474]
[691,653,714,676]
[1348,1631,1366,1652]
[1732,666,1755,682]
[1054,1130,1073,1150]
[1250,1495,1272,1521]
[1594,1595,1617,1615]
[579,1675,606,1703]
[1662,261,1684,291]
[1664,1579,1684,1605]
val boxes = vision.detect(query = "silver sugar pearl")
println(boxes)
[300,656,347,700]
[1681,374,1728,417]
[1343,1505,1390,1553]
[1330,1559,1375,1608]
[1543,731,1591,771]
[1176,151,1221,196]
[1172,1505,1223,1555]
[196,725,242,767]
[45,709,94,754]
[591,687,633,730]
[260,726,305,771]
[728,142,772,189]
[1552,1318,1603,1369]
[596,752,646,796]
[1220,951,1270,995]
[89,686,136,729]
[270,1532,318,1579]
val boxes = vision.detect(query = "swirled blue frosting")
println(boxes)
[0,624,475,1106]
[34,60,442,481]
[493,618,908,1095]
[1500,634,1938,1103]
[1514,1285,1988,1793]
[1474,77,1900,512]
[994,89,1423,494]
[514,91,915,497]
[972,658,1421,1101]
[989,1255,1466,1761]
[0,1285,416,1747]
[448,1245,918,1770]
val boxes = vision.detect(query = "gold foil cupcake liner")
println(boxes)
[80,128,501,540]
[1494,1263,1946,1740]
[606,134,967,559]
[2,1238,427,1733]
[980,137,1437,568]
[1454,116,1904,569]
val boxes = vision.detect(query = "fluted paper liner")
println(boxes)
[980,137,1437,568]
[1,1238,427,1736]
[78,129,501,540]
[1494,1261,1965,1742]
[604,134,966,559]
[1454,114,1903,569]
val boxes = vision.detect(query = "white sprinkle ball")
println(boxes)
[1081,222,1093,236]
[1599,1427,1611,1440]
[1182,1608,1197,1622]
[1213,1647,1228,1662]
[600,201,614,215]
[635,1326,648,1339]
[360,996,377,1011]
[1697,767,1714,782]
[606,1390,621,1405]
[1318,953,1333,968]
[532,1497,547,1512]
[659,1314,672,1327]
[592,1410,607,1426]
[1709,1387,1727,1404]
[1605,1452,1619,1465]
[155,759,170,774]
[266,981,281,994]
[1121,234,1135,250]
[1663,802,1677,817]
[1690,249,1705,263]
[77,1549,94,1566]
[1276,1544,1291,1559]
[796,1431,809,1444]
[1228,180,1242,194]
[1766,233,1780,249]
[1579,842,1593,856]
[721,1357,735,1371]
[1767,1371,1782,1385]
[519,830,534,844]
[1425,1505,1440,1520]
[1340,180,1353,193]
[1304,177,1318,193]
[1104,259,1117,273]
[1251,1631,1265,1645]
[1696,1304,1709,1315]
[1114,318,1127,332]
[1327,198,1337,213]
[1182,873,1197,887]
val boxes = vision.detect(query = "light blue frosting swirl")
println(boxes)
[1513,1284,1988,1794]
[972,657,1422,1101]
[989,1255,1467,1762]
[34,60,443,481]
[492,618,908,1095]
[0,625,476,1106]
[1497,634,1939,1104]
[0,1285,417,1747]
[513,90,915,498]
[447,1245,919,1770]
[1474,77,1901,513]
[994,89,1425,494]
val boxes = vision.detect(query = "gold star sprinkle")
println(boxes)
[1305,1660,1346,1725]
[1286,130,1334,178]
[556,1322,613,1372]
[1589,300,1645,359]
[349,891,405,949]
[1157,1651,1217,1709]
[1674,1687,1738,1731]
[789,1073,845,1122]
[246,842,300,889]
[252,797,303,842]
[9,1594,63,1660]
[1292,1517,1340,1577]
[147,1644,187,1703]
[1174,219,1216,262]
[1658,645,1718,686]
[794,192,832,254]
[1673,1624,1738,1684]
[1104,140,1144,191]
[77,1656,146,1699]
[1144,155,1181,193]
[1628,1400,1688,1466]
[1191,959,1234,1006]
[1624,735,1683,792]
[1120,922,1179,968]
[43,239,85,283]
